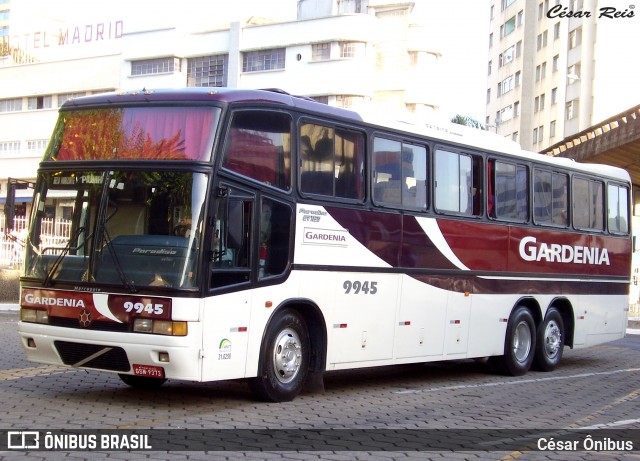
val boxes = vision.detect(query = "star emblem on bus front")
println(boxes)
[78,309,92,328]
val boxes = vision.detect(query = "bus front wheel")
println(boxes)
[249,309,310,402]
[489,306,536,376]
[532,307,564,372]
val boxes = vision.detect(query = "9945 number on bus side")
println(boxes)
[343,280,378,295]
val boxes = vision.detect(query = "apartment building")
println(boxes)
[486,0,640,151]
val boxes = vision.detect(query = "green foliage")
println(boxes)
[451,114,485,130]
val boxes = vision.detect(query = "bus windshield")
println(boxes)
[24,170,207,291]
[45,106,219,162]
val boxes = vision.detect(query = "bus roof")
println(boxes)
[62,88,630,183]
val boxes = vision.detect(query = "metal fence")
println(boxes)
[0,216,71,268]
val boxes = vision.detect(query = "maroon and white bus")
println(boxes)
[13,88,631,402]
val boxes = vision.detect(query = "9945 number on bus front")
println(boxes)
[343,280,378,295]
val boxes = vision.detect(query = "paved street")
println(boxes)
[0,309,639,460]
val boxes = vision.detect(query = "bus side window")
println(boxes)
[608,183,629,234]
[299,123,365,200]
[223,111,291,191]
[434,149,482,216]
[259,198,292,279]
[490,160,529,221]
[211,189,253,289]
[534,169,567,226]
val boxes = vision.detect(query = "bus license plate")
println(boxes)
[132,364,165,379]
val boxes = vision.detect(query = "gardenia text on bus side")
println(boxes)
[519,236,610,265]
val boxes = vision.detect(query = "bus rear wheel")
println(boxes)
[118,374,167,389]
[532,307,564,372]
[249,309,310,402]
[489,306,536,376]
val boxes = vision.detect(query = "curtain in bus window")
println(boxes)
[55,107,216,161]
[223,111,291,191]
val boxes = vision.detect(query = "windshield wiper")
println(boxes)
[42,226,89,287]
[99,227,137,293]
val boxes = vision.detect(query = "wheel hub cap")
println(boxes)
[272,328,302,384]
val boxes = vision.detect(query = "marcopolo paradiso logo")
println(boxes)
[546,4,635,19]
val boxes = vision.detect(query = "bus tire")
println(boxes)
[489,306,536,376]
[249,309,310,402]
[118,373,167,389]
[532,307,564,372]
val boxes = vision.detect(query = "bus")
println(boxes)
[11,88,631,402]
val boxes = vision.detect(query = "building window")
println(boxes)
[501,0,516,10]
[27,139,48,155]
[187,55,228,87]
[550,120,556,138]
[497,104,514,123]
[501,16,516,37]
[536,30,548,50]
[131,57,180,76]
[0,141,20,155]
[58,92,86,107]
[569,27,582,49]
[27,95,53,110]
[568,63,581,80]
[566,99,579,120]
[312,43,330,61]
[339,42,362,58]
[335,95,363,108]
[500,75,515,95]
[551,88,558,104]
[0,98,22,113]
[515,40,522,58]
[242,48,285,72]
[554,22,561,39]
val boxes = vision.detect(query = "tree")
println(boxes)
[451,114,485,130]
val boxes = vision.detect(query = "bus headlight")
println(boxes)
[133,319,187,336]
[21,308,49,324]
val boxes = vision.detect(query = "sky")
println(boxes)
[8,0,490,121]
